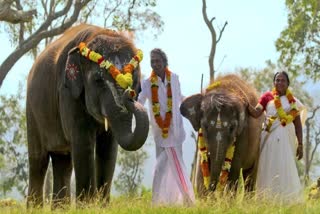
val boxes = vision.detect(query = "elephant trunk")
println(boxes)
[209,145,226,191]
[109,92,149,151]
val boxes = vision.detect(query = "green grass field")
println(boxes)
[1,191,320,214]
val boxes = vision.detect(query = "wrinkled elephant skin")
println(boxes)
[26,24,149,207]
[180,74,263,196]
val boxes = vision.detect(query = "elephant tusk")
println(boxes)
[104,117,108,131]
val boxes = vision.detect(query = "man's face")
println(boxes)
[151,53,165,76]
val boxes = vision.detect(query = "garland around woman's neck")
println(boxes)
[78,42,143,96]
[150,68,172,138]
[272,88,299,126]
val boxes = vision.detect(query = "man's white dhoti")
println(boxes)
[139,71,195,206]
[152,145,195,205]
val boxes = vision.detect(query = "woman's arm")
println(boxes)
[293,115,303,160]
[248,103,264,118]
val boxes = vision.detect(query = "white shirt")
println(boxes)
[138,72,186,147]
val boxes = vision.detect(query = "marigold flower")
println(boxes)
[78,42,143,90]
[150,68,172,138]
[272,88,298,126]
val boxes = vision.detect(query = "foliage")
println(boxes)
[237,60,313,108]
[276,0,320,80]
[0,83,28,197]
[0,1,36,24]
[114,147,148,196]
[1,0,163,55]
[0,0,163,88]
[88,0,163,40]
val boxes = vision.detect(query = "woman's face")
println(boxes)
[274,73,289,94]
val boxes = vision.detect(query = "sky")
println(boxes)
[1,0,319,193]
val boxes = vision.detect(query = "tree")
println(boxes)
[276,0,320,80]
[0,0,163,88]
[190,0,228,187]
[114,147,148,196]
[238,60,313,106]
[304,106,320,184]
[202,0,227,81]
[0,83,28,197]
[0,0,36,23]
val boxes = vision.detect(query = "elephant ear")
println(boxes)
[180,94,203,131]
[64,46,83,98]
[237,106,247,135]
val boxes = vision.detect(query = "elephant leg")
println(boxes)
[72,137,96,202]
[195,152,207,197]
[27,154,49,207]
[50,152,72,207]
[95,130,118,203]
[229,132,247,189]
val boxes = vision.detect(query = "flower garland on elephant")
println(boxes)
[150,68,172,138]
[78,42,143,97]
[198,128,235,191]
[198,81,236,191]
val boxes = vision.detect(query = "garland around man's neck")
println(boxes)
[150,68,172,138]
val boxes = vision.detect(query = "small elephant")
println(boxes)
[180,74,263,196]
[26,24,149,206]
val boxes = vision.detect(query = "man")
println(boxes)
[138,48,195,205]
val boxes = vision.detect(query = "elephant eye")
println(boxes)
[94,74,104,85]
[229,124,235,133]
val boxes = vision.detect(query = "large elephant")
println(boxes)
[180,74,263,196]
[26,24,149,206]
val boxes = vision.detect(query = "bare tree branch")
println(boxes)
[0,0,91,88]
[127,0,136,27]
[304,105,320,182]
[202,0,227,81]
[14,0,25,44]
[216,21,228,44]
[32,0,73,36]
[202,0,216,81]
[309,129,320,170]
[0,0,37,24]
[103,1,122,28]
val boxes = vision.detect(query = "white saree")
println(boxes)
[256,95,306,203]
[138,72,195,206]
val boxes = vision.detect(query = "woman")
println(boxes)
[138,48,195,206]
[249,71,306,203]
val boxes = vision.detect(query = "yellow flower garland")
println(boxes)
[206,81,221,92]
[150,68,172,138]
[78,42,143,92]
[272,88,299,126]
[197,128,235,190]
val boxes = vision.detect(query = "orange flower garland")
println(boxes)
[197,128,210,189]
[197,128,235,191]
[150,68,172,138]
[272,88,299,126]
[78,42,143,92]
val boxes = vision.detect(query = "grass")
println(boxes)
[1,191,320,214]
